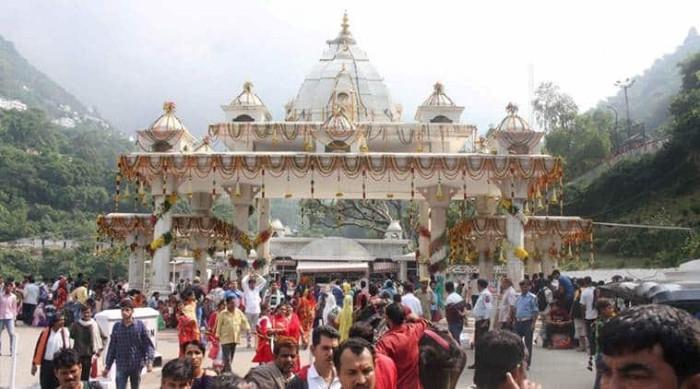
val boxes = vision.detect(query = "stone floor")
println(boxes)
[0,322,594,388]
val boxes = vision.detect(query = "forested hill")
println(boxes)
[601,27,700,135]
[566,51,700,267]
[0,34,133,242]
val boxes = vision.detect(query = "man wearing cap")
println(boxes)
[102,298,155,389]
[414,278,434,321]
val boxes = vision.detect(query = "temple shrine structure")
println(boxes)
[97,13,593,294]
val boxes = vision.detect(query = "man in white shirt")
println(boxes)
[579,276,598,354]
[22,276,40,326]
[469,278,492,369]
[497,277,517,331]
[400,283,422,317]
[242,272,267,348]
[445,281,468,345]
[287,325,341,389]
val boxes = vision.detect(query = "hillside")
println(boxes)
[0,35,134,279]
[567,50,700,267]
[601,27,700,136]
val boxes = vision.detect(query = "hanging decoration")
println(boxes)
[448,220,473,264]
[252,258,267,270]
[227,256,249,269]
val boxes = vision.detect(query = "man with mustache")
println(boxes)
[246,336,298,389]
[335,338,376,389]
[287,325,341,389]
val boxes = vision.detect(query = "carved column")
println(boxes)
[150,175,176,295]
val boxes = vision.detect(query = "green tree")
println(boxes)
[532,82,578,132]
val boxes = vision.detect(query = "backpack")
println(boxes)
[537,288,548,312]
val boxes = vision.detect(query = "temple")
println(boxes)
[98,13,592,293]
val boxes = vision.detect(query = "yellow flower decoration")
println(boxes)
[514,247,529,260]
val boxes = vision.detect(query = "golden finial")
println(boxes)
[163,101,176,114]
[243,81,253,93]
[341,11,350,34]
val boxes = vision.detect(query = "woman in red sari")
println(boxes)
[272,302,302,372]
[53,278,68,311]
[252,304,275,364]
[296,288,316,348]
[177,289,201,357]
[206,300,225,371]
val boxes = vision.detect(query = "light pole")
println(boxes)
[605,105,619,148]
[614,78,635,139]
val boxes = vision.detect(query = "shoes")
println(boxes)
[467,364,476,369]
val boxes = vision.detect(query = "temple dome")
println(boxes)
[148,101,188,132]
[221,82,272,122]
[137,102,196,152]
[420,82,456,107]
[285,12,400,122]
[414,82,464,123]
[227,81,266,107]
[495,103,532,132]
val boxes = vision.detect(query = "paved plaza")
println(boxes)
[0,322,594,389]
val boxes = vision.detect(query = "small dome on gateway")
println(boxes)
[148,101,188,132]
[420,82,456,107]
[228,81,266,107]
[495,103,532,132]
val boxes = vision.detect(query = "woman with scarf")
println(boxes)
[177,289,201,357]
[70,304,105,380]
[322,289,340,328]
[295,288,316,348]
[338,293,355,341]
[31,305,70,389]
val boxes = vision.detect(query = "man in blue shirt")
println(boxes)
[552,269,574,310]
[514,280,539,368]
[102,298,154,389]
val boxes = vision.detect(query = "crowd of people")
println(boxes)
[0,268,699,389]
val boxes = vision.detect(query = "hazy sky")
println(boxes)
[1,0,698,136]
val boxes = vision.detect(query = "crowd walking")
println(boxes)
[0,267,696,389]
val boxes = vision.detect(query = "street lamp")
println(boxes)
[605,105,620,148]
[614,78,635,139]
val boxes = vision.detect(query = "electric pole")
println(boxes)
[615,78,635,139]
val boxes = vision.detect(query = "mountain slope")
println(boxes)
[600,27,700,135]
[0,34,89,117]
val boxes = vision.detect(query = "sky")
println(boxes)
[0,0,698,137]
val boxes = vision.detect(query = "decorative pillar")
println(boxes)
[127,233,147,291]
[229,184,256,274]
[192,234,209,285]
[399,261,408,282]
[417,200,431,281]
[257,198,271,275]
[150,175,176,295]
[498,178,529,285]
[190,192,213,285]
[476,239,496,282]
[419,185,456,278]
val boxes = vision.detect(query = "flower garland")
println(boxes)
[228,256,248,269]
[252,258,266,270]
[498,197,528,225]
[147,231,173,256]
[448,220,473,264]
[499,240,529,262]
